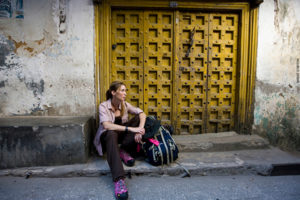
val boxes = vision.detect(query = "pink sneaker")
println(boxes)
[114,179,128,200]
[119,149,135,167]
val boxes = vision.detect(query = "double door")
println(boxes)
[111,10,239,134]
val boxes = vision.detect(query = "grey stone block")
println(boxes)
[0,116,93,169]
[173,132,270,152]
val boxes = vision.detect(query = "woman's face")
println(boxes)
[112,84,127,101]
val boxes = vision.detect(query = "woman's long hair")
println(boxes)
[106,81,125,117]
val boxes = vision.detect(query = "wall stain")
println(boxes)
[16,70,45,98]
[274,0,279,30]
[0,35,15,67]
[30,103,44,115]
[254,96,300,151]
[35,38,45,45]
[0,81,5,88]
[9,37,27,54]
[256,80,298,95]
[279,0,289,22]
[24,47,34,53]
[6,35,55,57]
[25,79,45,97]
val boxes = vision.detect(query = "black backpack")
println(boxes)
[143,116,179,166]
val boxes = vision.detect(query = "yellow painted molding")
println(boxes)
[236,3,250,131]
[245,6,259,132]
[94,3,100,117]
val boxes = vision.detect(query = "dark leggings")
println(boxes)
[100,115,140,181]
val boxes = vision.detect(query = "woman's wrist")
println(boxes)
[125,126,128,133]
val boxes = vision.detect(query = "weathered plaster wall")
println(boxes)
[0,0,95,116]
[254,0,300,150]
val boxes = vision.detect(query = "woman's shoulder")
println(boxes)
[99,99,111,109]
[100,99,110,105]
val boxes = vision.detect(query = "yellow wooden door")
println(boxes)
[176,12,239,134]
[111,9,239,134]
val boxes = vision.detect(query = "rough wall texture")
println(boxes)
[0,0,95,116]
[254,0,300,150]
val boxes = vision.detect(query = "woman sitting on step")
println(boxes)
[93,81,146,200]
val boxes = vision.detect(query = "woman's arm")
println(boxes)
[103,121,143,144]
[102,121,127,132]
[134,112,146,143]
[102,112,146,133]
[138,112,146,128]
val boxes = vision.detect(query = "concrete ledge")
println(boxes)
[174,132,270,152]
[0,116,93,169]
[1,147,300,178]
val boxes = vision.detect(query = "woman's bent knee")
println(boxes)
[103,130,118,142]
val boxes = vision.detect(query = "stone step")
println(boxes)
[173,131,270,152]
[2,147,300,178]
[0,116,93,169]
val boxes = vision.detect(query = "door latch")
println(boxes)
[185,27,196,57]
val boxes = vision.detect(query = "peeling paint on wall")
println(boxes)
[0,0,95,117]
[0,80,5,87]
[253,89,300,150]
[0,35,15,67]
[274,0,279,30]
[255,0,300,150]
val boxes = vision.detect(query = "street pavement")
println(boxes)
[1,175,300,200]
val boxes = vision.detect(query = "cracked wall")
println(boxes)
[0,0,95,116]
[254,0,300,150]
